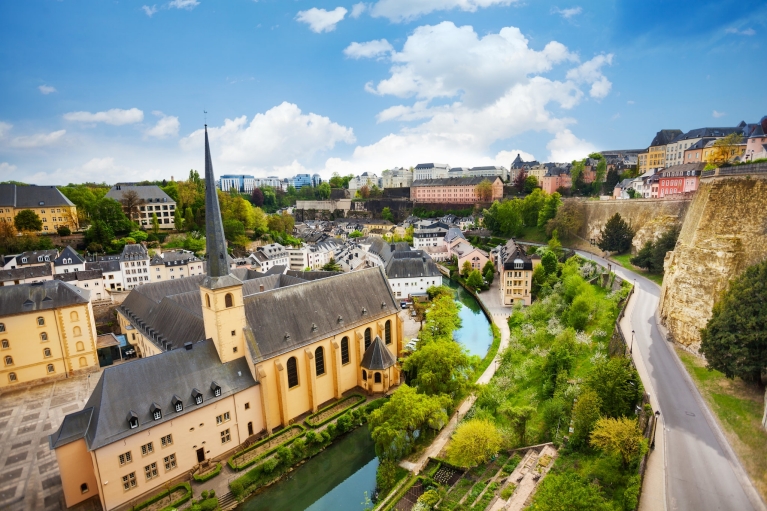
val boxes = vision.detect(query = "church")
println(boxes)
[49,128,402,511]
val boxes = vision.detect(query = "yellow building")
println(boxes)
[701,140,747,164]
[0,184,79,233]
[494,239,540,306]
[639,129,682,173]
[149,250,205,282]
[0,280,99,388]
[50,128,402,511]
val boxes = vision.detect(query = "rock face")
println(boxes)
[659,176,767,350]
[632,215,681,254]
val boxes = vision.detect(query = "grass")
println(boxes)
[471,323,501,381]
[675,347,767,501]
[516,226,548,244]
[611,253,664,287]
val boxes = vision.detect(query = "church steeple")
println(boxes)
[204,126,230,279]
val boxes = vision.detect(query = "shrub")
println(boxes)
[199,497,218,511]
[56,225,71,236]
[230,480,244,498]
[201,490,208,499]
[500,484,517,500]
[262,456,279,473]
[193,462,222,482]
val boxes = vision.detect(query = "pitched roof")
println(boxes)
[105,184,174,203]
[0,280,88,316]
[0,264,53,284]
[85,260,121,273]
[360,336,396,370]
[444,227,466,244]
[0,184,75,208]
[53,246,84,266]
[385,250,442,279]
[53,269,102,282]
[119,244,148,261]
[649,129,683,147]
[202,126,230,285]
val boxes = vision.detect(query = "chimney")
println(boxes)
[184,342,193,351]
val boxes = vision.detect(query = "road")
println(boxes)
[576,250,764,511]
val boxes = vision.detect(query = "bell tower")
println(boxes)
[199,126,246,363]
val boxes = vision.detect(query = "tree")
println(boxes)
[348,230,363,238]
[358,185,370,199]
[446,419,503,468]
[586,358,642,418]
[251,188,265,207]
[56,225,71,236]
[709,133,744,166]
[521,189,546,227]
[513,170,527,193]
[84,220,114,249]
[540,252,557,275]
[14,210,42,232]
[322,257,342,272]
[626,188,638,199]
[499,403,536,445]
[632,225,678,273]
[570,388,602,447]
[461,260,473,277]
[528,472,611,511]
[381,207,394,222]
[401,340,474,397]
[475,179,494,202]
[545,200,584,239]
[482,260,495,275]
[119,190,142,222]
[590,417,645,466]
[537,192,562,228]
[151,213,160,235]
[93,197,132,234]
[523,175,539,193]
[129,230,148,242]
[376,460,401,495]
[700,259,767,384]
[223,219,245,242]
[466,270,484,290]
[484,268,494,285]
[0,220,18,253]
[531,264,547,299]
[317,182,331,200]
[604,168,621,193]
[597,213,634,254]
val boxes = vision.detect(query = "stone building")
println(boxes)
[410,176,503,204]
[105,184,177,230]
[0,184,79,233]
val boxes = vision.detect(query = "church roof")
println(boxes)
[360,336,396,370]
[202,126,230,284]
[0,280,88,315]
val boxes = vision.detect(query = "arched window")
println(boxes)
[79,357,87,367]
[364,328,371,350]
[374,372,382,383]
[70,311,79,322]
[40,332,48,342]
[315,347,325,376]
[1,340,8,349]
[37,317,45,326]
[385,320,392,345]
[362,369,367,381]
[340,337,350,365]
[76,341,84,352]
[43,348,52,358]
[47,364,55,373]
[73,326,82,337]
[286,357,299,388]
[8,372,16,382]
[225,293,234,308]
[4,356,13,366]
[205,294,211,308]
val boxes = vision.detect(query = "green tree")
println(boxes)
[461,260,473,277]
[466,269,484,290]
[528,472,611,511]
[401,340,474,397]
[14,210,42,232]
[604,168,621,193]
[223,219,245,242]
[484,268,494,285]
[128,230,148,242]
[531,264,547,299]
[184,207,196,231]
[499,403,536,445]
[521,189,546,227]
[446,419,503,468]
[631,226,679,273]
[381,207,394,222]
[322,257,342,272]
[482,260,495,275]
[84,220,114,249]
[590,417,645,466]
[376,460,401,495]
[597,213,634,253]
[545,200,584,239]
[537,192,562,228]
[541,251,558,275]
[183,232,206,253]
[475,179,494,202]
[56,225,71,236]
[523,175,539,193]
[700,259,767,384]
[586,358,642,418]
[151,213,160,235]
[348,230,364,238]
[570,388,602,447]
[93,197,132,234]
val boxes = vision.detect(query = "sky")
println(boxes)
[0,0,765,185]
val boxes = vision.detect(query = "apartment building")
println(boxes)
[105,184,176,230]
[410,176,503,204]
[494,240,538,306]
[0,184,79,233]
[150,250,205,281]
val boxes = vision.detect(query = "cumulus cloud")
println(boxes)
[551,6,581,19]
[712,110,726,118]
[63,108,144,125]
[179,102,355,170]
[142,5,158,16]
[0,162,18,174]
[168,0,199,10]
[0,123,67,149]
[725,27,755,36]
[344,39,394,59]
[296,7,347,33]
[145,113,180,139]
[565,54,614,98]
[38,85,57,95]
[370,0,519,23]
[546,129,596,162]
[350,2,367,18]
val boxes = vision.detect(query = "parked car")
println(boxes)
[400,301,409,309]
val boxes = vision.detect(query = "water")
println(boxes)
[238,426,378,511]
[443,277,493,358]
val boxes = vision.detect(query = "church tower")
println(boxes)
[199,126,246,364]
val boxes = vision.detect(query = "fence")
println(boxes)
[701,161,767,179]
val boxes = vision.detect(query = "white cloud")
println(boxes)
[546,129,596,162]
[551,6,581,19]
[168,0,199,10]
[38,85,57,95]
[179,102,355,170]
[0,162,18,174]
[712,110,726,118]
[344,39,394,59]
[296,7,347,33]
[3,130,67,149]
[63,108,144,125]
[146,113,180,138]
[0,122,11,139]
[725,27,755,36]
[565,53,613,99]
[142,5,158,16]
[370,0,519,23]
[350,2,367,18]
[627,100,635,105]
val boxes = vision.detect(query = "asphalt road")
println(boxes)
[576,250,764,511]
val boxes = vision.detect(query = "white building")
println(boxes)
[412,227,448,249]
[348,172,380,194]
[105,184,177,230]
[414,163,450,181]
[53,269,106,301]
[85,257,124,292]
[119,244,150,290]
[53,246,85,274]
[467,166,509,181]
[381,167,414,189]
[249,243,290,272]
[287,241,336,271]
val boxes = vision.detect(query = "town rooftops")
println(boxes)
[53,269,103,283]
[85,259,121,274]
[499,239,534,271]
[120,244,149,261]
[415,163,450,169]
[360,336,396,371]
[0,264,53,284]
[16,249,58,266]
[411,176,501,187]
[105,184,175,203]
[659,163,705,177]
[0,184,75,208]
[53,246,84,267]
[0,280,87,315]
[649,129,684,147]
[384,250,441,279]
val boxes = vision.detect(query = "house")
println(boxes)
[0,184,79,233]
[381,167,413,189]
[412,227,448,249]
[413,163,451,181]
[2,249,59,270]
[658,163,704,197]
[51,128,402,510]
[0,265,54,286]
[219,174,256,194]
[150,250,205,282]
[639,129,683,173]
[248,244,289,273]
[105,184,177,230]
[53,270,106,300]
[85,256,124,292]
[540,168,572,194]
[410,176,503,204]
[365,238,442,297]
[451,242,490,274]
[745,118,767,161]
[0,280,100,389]
[120,245,151,291]
[348,172,380,195]
[665,124,748,168]
[495,240,538,306]
[54,246,85,274]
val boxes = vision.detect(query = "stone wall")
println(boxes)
[659,175,767,350]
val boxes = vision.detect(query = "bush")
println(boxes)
[304,394,365,427]
[199,497,218,511]
[500,484,516,500]
[56,225,71,236]
[230,480,244,498]
[193,463,222,482]
[201,490,208,499]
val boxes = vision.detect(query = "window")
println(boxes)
[313,346,326,376]
[374,372,382,383]
[385,320,391,345]
[362,369,367,381]
[364,328,371,350]
[119,451,132,465]
[37,317,45,326]
[220,428,231,444]
[70,311,79,321]
[193,389,203,405]
[122,472,136,491]
[1,340,8,349]
[174,400,182,413]
[80,483,89,494]
[216,412,231,425]
[244,402,250,410]
[76,341,84,351]
[152,409,161,421]
[43,348,52,358]
[164,454,177,471]
[161,434,173,447]
[128,412,139,429]
[0,324,4,332]
[40,332,48,342]
[144,462,158,480]
[47,364,55,373]
[141,442,154,456]
[225,293,234,308]
[8,372,17,382]
[286,357,299,388]
[211,382,222,397]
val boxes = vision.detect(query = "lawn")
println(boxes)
[611,253,664,287]
[675,347,767,501]
[516,226,548,244]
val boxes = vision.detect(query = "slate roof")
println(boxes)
[53,246,84,267]
[0,184,75,208]
[120,244,148,262]
[17,250,58,266]
[0,265,53,284]
[659,163,705,177]
[0,280,88,316]
[49,340,257,450]
[499,239,534,271]
[672,126,746,142]
[53,269,102,282]
[105,184,174,203]
[202,126,230,284]
[85,260,121,273]
[360,336,396,370]
[649,129,683,147]
[411,176,500,187]
[444,227,466,244]
[415,163,450,169]
[385,250,442,279]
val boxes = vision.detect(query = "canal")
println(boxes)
[237,280,492,510]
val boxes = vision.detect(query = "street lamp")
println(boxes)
[652,410,661,449]
[630,330,635,355]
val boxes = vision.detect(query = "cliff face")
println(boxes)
[659,176,767,350]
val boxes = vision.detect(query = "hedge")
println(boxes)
[228,424,306,471]
[133,482,191,511]
[305,394,365,428]
[193,462,222,482]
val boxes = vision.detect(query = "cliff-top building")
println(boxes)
[49,127,402,511]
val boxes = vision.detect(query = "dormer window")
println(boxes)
[127,411,139,429]
[172,395,183,412]
[150,403,162,421]
[21,258,27,263]
[211,381,221,397]
[514,259,523,269]
[192,388,203,405]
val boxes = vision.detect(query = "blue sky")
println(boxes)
[0,0,765,185]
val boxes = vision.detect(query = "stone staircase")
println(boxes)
[218,491,238,511]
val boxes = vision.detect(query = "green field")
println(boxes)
[611,253,664,287]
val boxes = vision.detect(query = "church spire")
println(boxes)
[204,126,229,279]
